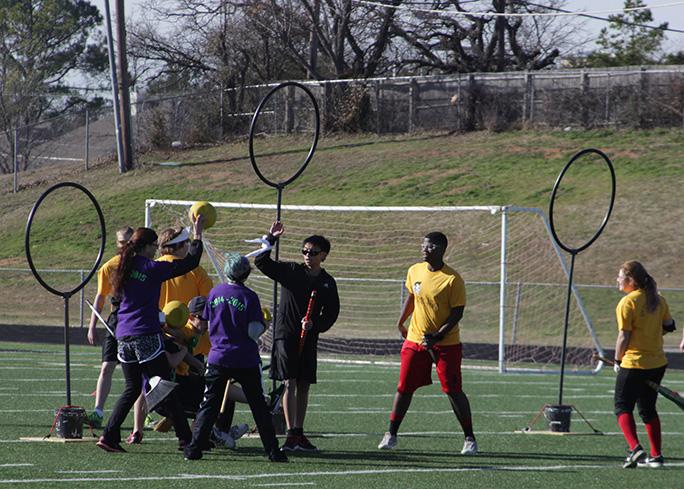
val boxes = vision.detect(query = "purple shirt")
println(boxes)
[116,256,180,338]
[204,283,263,369]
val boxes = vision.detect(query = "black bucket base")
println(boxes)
[544,404,572,433]
[55,406,86,439]
[272,408,286,435]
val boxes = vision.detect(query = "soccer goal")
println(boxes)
[146,200,605,374]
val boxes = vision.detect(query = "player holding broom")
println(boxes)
[255,222,340,452]
[613,261,675,468]
[378,232,477,455]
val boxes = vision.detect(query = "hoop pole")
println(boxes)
[271,186,284,389]
[558,252,576,405]
[64,296,72,406]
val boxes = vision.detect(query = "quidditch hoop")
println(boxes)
[25,182,106,298]
[248,81,320,189]
[548,148,616,255]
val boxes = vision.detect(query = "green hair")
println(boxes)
[224,252,251,283]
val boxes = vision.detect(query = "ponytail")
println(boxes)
[621,261,659,313]
[111,228,158,298]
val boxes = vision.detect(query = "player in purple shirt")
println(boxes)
[184,253,286,462]
[97,218,204,453]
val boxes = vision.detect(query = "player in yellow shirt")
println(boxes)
[86,226,133,429]
[378,232,477,455]
[614,261,675,469]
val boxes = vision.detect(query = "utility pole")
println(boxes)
[103,0,125,174]
[115,0,134,171]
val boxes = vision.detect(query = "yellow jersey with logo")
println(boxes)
[616,289,670,369]
[96,255,120,311]
[157,254,213,374]
[406,262,466,346]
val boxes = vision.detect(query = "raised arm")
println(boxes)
[254,222,292,281]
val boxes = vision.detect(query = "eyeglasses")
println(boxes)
[301,248,321,256]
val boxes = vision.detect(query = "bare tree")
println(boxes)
[393,0,581,73]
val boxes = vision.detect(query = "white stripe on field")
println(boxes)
[251,484,316,487]
[0,464,33,468]
[56,471,123,474]
[5,463,684,485]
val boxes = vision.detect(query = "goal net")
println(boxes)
[146,200,604,373]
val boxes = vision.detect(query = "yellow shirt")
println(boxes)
[96,255,120,311]
[616,289,670,369]
[157,254,213,374]
[406,262,466,346]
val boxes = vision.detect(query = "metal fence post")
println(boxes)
[408,78,418,133]
[580,70,589,129]
[12,128,18,193]
[374,80,381,135]
[84,109,90,171]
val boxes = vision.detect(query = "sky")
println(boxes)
[88,0,684,53]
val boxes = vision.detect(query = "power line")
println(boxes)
[520,1,684,34]
[353,0,684,18]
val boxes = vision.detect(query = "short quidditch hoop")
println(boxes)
[25,181,106,298]
[548,148,616,255]
[248,81,320,189]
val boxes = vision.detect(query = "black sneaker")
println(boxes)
[96,436,126,453]
[638,455,664,468]
[281,435,298,452]
[623,445,646,468]
[184,449,203,461]
[269,449,288,462]
[296,434,319,452]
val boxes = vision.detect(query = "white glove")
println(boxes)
[613,362,620,373]
[244,236,272,258]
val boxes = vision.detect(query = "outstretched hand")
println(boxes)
[192,213,204,240]
[269,221,284,238]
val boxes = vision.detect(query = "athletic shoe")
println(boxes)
[184,449,202,460]
[86,411,104,429]
[269,448,289,463]
[461,437,478,455]
[280,435,299,452]
[623,444,646,468]
[229,423,250,441]
[638,455,664,468]
[211,426,236,449]
[296,434,319,452]
[96,436,126,453]
[125,431,143,445]
[143,415,156,431]
[153,417,173,433]
[378,432,397,450]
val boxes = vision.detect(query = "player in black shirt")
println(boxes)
[255,222,340,452]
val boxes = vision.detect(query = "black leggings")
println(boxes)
[186,364,278,455]
[614,365,666,422]
[102,353,191,444]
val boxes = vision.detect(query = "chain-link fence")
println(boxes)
[5,66,684,191]
[134,65,684,148]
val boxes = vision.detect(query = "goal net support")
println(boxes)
[146,200,605,374]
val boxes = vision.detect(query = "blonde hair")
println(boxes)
[621,261,659,313]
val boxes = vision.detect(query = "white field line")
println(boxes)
[56,470,123,474]
[5,463,684,485]
[0,464,33,467]
[251,484,316,487]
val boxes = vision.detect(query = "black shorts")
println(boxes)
[614,364,667,421]
[101,332,118,363]
[270,337,317,384]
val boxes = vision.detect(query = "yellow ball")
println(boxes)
[261,307,272,322]
[162,300,190,328]
[189,201,217,230]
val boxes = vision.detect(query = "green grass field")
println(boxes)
[1,342,682,488]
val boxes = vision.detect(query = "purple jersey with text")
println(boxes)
[204,282,264,369]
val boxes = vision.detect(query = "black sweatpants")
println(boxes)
[186,364,278,456]
[614,364,667,422]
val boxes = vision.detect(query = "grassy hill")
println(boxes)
[1,128,682,346]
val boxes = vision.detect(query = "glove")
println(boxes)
[613,360,621,373]
[245,236,272,257]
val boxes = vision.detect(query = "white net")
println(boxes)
[146,200,603,373]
